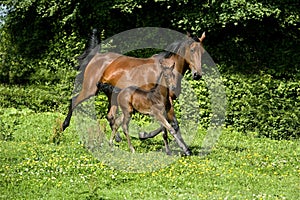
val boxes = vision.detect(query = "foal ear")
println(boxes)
[170,62,175,70]
[199,32,206,42]
[186,31,192,38]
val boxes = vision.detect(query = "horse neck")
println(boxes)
[173,54,189,75]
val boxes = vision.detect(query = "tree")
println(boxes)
[0,0,299,84]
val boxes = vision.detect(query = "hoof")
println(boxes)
[60,124,64,132]
[184,149,192,156]
[115,134,122,143]
[61,123,67,132]
[138,132,149,140]
[166,150,172,156]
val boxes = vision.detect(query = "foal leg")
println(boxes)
[106,92,122,142]
[109,114,124,148]
[121,112,135,153]
[139,126,164,140]
[139,101,178,140]
[153,109,190,156]
[162,127,171,155]
[172,130,191,156]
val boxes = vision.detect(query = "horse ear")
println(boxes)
[159,58,163,64]
[199,32,206,42]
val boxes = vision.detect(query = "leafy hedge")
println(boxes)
[0,84,70,112]
[1,71,299,140]
[0,0,298,140]
[177,71,300,140]
[1,0,299,84]
[223,72,300,139]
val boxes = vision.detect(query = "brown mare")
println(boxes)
[62,30,205,156]
[103,58,183,154]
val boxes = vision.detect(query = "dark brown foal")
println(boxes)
[109,58,190,155]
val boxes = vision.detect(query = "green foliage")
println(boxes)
[223,72,300,139]
[223,73,299,139]
[171,70,300,140]
[0,108,33,141]
[0,28,79,84]
[1,0,298,82]
[0,0,299,139]
[0,84,70,112]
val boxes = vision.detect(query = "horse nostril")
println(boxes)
[170,86,176,91]
[193,73,202,80]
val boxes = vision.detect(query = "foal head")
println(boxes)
[160,58,176,91]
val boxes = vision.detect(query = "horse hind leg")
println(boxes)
[62,98,74,131]
[62,84,98,131]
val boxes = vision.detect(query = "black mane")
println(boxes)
[160,35,200,59]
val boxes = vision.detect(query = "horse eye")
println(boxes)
[191,49,195,53]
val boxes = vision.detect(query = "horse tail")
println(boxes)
[74,28,100,71]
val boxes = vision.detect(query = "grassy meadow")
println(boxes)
[0,110,299,199]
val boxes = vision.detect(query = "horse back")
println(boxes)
[101,55,160,90]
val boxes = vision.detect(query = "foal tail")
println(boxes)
[74,28,100,71]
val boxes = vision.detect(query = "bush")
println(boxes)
[0,84,70,112]
[181,71,300,139]
[0,108,33,141]
[216,72,299,139]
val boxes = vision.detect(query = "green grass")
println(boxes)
[0,110,299,199]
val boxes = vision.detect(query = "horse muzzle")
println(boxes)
[169,85,176,91]
[193,72,202,80]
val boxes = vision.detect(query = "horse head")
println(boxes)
[185,32,206,80]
